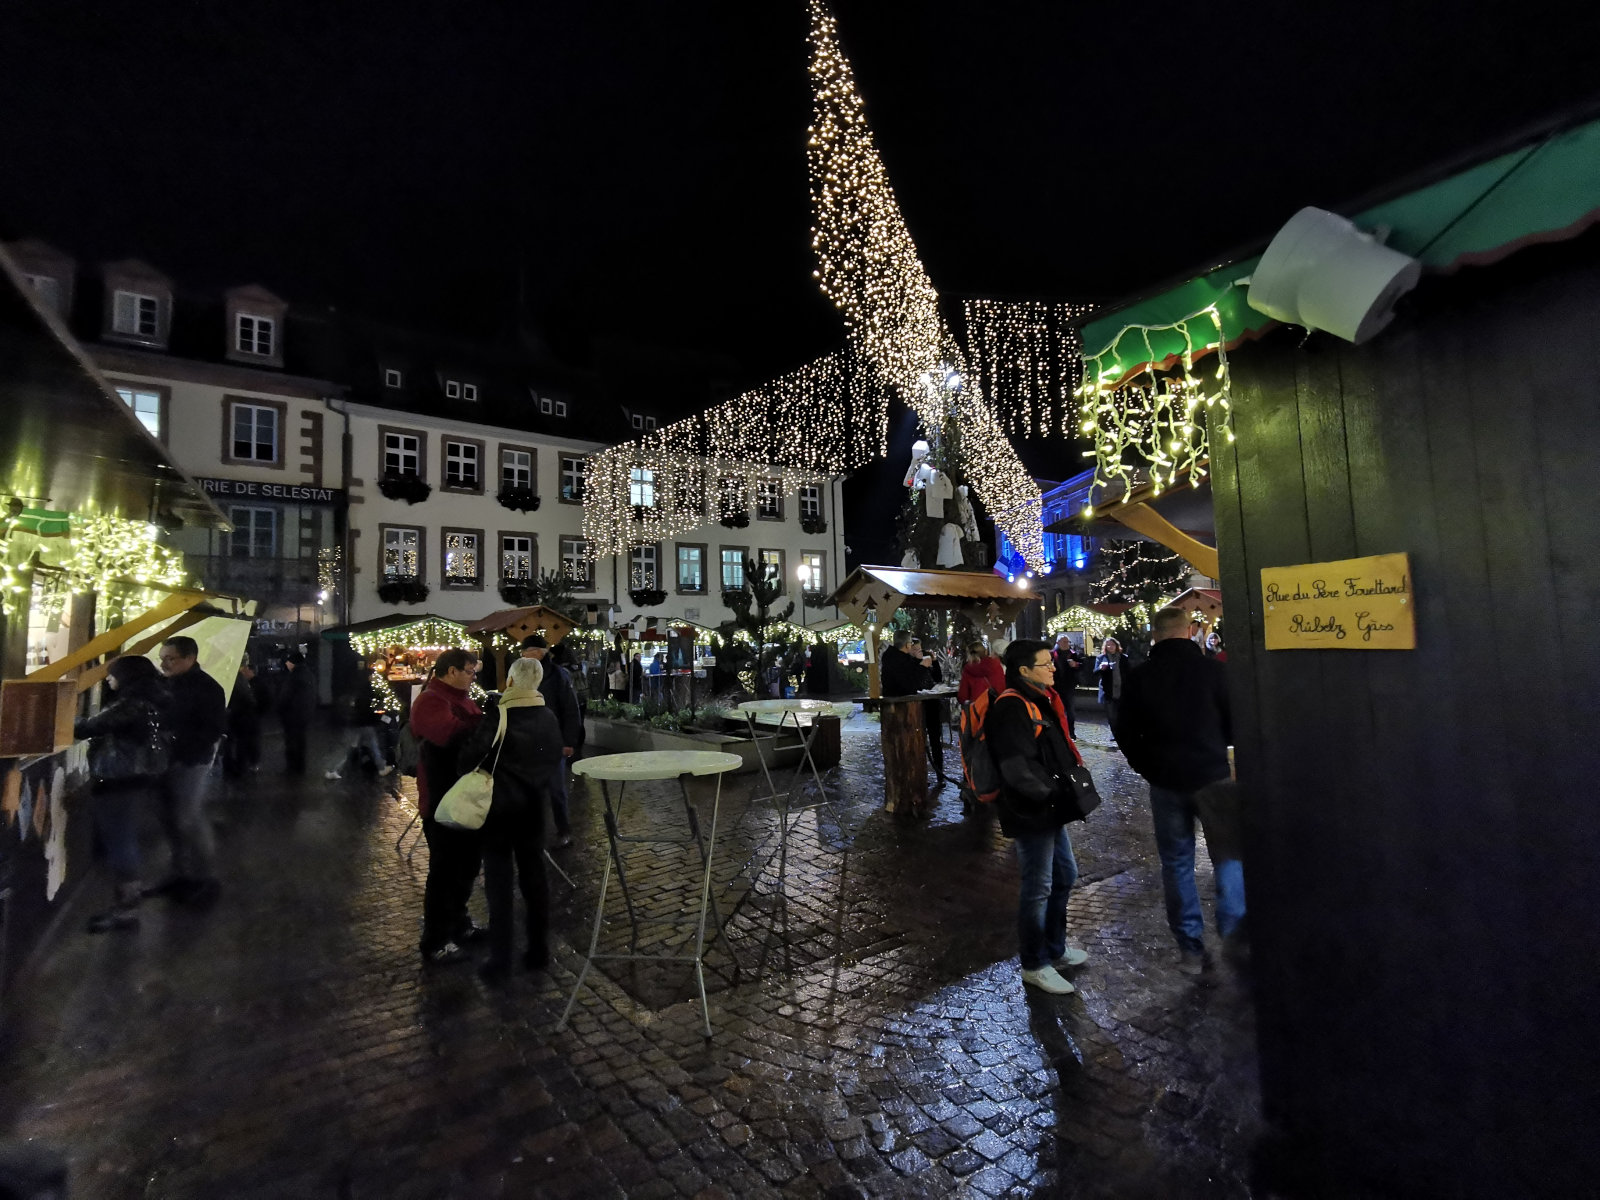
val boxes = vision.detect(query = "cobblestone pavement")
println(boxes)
[0,710,1262,1198]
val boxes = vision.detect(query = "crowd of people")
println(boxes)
[74,613,1242,1000]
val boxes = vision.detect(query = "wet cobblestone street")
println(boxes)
[0,710,1262,1198]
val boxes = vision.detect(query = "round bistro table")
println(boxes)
[560,750,743,1038]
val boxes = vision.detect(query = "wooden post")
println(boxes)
[880,697,927,817]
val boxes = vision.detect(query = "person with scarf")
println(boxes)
[988,639,1091,995]
[73,655,171,932]
[1094,637,1131,738]
[457,656,564,984]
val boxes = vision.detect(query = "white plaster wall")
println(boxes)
[344,403,848,631]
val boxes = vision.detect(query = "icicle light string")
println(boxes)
[962,298,1096,440]
[1078,298,1236,507]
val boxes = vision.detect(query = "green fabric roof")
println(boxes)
[1081,115,1600,382]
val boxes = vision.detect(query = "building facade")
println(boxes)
[7,240,850,648]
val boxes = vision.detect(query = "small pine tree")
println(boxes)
[533,567,585,625]
[720,557,795,696]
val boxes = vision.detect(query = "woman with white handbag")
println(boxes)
[451,655,565,984]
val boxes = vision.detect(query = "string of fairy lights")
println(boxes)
[961,299,1095,440]
[582,350,889,559]
[1,513,189,626]
[805,0,1046,570]
[1077,298,1237,506]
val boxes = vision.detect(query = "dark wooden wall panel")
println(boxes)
[1220,233,1600,1195]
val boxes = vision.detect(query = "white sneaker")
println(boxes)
[1021,965,1075,995]
[1055,946,1089,968]
[324,770,341,780]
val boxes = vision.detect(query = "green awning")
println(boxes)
[1082,114,1600,383]
[14,507,72,536]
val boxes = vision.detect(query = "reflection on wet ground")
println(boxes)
[1,710,1260,1197]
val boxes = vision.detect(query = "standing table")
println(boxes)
[736,699,837,814]
[734,698,840,903]
[559,750,743,1038]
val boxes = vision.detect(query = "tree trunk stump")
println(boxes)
[880,699,927,817]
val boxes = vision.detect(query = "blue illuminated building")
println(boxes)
[993,468,1103,629]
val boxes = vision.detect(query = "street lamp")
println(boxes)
[796,562,811,627]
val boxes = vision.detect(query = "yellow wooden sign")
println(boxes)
[1260,552,1415,650]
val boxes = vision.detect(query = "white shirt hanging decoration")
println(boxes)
[903,439,931,488]
[936,522,965,568]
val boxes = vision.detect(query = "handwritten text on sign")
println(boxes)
[1260,552,1415,650]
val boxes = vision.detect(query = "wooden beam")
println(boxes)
[1105,503,1221,580]
[25,589,207,683]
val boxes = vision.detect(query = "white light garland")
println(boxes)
[806,0,1045,569]
[581,350,889,560]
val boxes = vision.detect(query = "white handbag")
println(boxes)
[433,707,507,831]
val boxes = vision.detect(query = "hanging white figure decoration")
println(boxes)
[957,484,981,542]
[936,522,965,568]
[903,439,931,488]
[901,546,921,569]
[923,468,953,518]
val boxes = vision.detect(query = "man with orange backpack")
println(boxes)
[987,639,1094,995]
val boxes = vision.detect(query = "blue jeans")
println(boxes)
[551,756,571,834]
[1149,784,1246,952]
[324,725,387,773]
[1013,826,1079,970]
[93,781,149,882]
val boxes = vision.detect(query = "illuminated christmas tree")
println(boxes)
[1091,539,1191,607]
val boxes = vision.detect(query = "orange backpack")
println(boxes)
[961,687,1072,805]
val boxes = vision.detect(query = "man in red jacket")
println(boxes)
[410,648,485,965]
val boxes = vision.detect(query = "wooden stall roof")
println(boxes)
[323,613,464,639]
[825,566,1040,609]
[463,605,576,645]
[1165,587,1224,619]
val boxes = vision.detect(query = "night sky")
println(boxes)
[4,1,1598,560]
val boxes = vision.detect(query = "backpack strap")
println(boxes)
[997,689,1047,738]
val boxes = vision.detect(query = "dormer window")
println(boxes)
[222,283,285,366]
[23,273,63,314]
[463,383,477,402]
[555,400,568,417]
[631,413,644,430]
[539,396,553,414]
[113,290,160,337]
[236,314,275,357]
[385,368,403,388]
[446,380,460,399]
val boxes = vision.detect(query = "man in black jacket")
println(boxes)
[520,635,582,846]
[148,636,227,906]
[1114,607,1243,974]
[988,639,1090,995]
